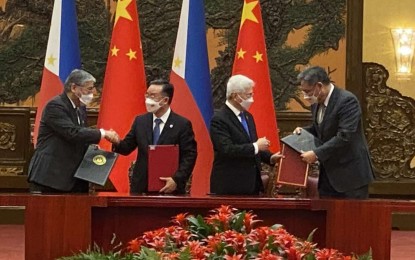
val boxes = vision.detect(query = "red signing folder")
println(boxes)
[148,145,179,192]
[276,144,309,187]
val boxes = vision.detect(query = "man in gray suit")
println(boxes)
[28,69,118,193]
[294,66,374,199]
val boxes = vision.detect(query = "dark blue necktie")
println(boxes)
[153,118,162,145]
[239,112,250,137]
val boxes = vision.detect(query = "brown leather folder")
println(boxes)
[148,145,179,192]
[276,144,309,187]
[74,145,118,186]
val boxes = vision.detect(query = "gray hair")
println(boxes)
[226,74,255,99]
[63,69,96,92]
[297,66,331,86]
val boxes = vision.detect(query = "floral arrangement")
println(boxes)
[60,205,372,260]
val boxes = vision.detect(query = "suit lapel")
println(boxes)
[145,113,153,145]
[224,106,251,141]
[157,112,175,144]
[61,93,79,126]
[317,86,340,140]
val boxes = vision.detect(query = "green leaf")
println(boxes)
[270,224,284,230]
[231,211,246,232]
[306,228,318,242]
[356,248,373,260]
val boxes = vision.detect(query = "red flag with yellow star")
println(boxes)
[232,0,280,152]
[97,0,147,192]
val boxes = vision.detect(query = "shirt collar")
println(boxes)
[66,93,77,109]
[153,107,171,123]
[225,100,242,117]
[323,83,334,107]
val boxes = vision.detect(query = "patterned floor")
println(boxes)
[0,225,414,259]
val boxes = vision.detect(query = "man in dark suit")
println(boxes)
[210,75,282,195]
[28,69,118,193]
[112,79,197,194]
[294,66,374,199]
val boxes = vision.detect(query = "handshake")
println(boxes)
[103,129,120,144]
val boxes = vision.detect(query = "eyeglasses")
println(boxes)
[300,83,318,96]
[76,84,95,92]
[144,93,166,100]
[237,92,254,98]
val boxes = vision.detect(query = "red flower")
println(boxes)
[315,248,346,260]
[187,240,206,259]
[126,238,142,253]
[171,212,189,227]
[256,249,283,260]
[285,246,301,260]
[224,253,243,260]
[214,205,237,215]
[121,205,370,260]
[243,211,260,233]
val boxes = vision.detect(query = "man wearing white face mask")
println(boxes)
[293,66,374,199]
[209,75,283,195]
[28,69,119,193]
[112,79,197,194]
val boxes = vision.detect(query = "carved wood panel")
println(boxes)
[0,107,31,177]
[363,62,415,188]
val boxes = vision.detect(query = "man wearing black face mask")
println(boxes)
[28,69,119,193]
[293,66,374,199]
[111,79,197,194]
[209,75,282,195]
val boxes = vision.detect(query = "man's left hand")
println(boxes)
[159,177,177,193]
[270,152,284,164]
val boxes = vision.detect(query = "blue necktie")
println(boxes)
[153,118,162,145]
[239,112,250,137]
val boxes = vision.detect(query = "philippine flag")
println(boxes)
[170,0,214,197]
[33,0,81,146]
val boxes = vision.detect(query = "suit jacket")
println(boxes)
[210,105,272,195]
[304,86,374,192]
[28,93,101,191]
[113,111,197,194]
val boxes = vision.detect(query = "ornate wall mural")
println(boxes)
[0,0,346,111]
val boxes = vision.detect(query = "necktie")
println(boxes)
[75,108,82,126]
[239,112,250,137]
[317,104,326,124]
[153,118,162,145]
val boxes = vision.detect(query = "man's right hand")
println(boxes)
[105,129,120,144]
[256,137,270,151]
[293,127,302,135]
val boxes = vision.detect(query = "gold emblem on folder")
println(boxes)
[93,155,106,166]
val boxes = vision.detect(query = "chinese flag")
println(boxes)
[97,0,147,192]
[33,0,81,147]
[232,0,280,152]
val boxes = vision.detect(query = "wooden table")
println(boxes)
[1,193,414,260]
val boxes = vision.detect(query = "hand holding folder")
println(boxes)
[74,145,118,186]
[147,145,179,192]
[276,130,321,187]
